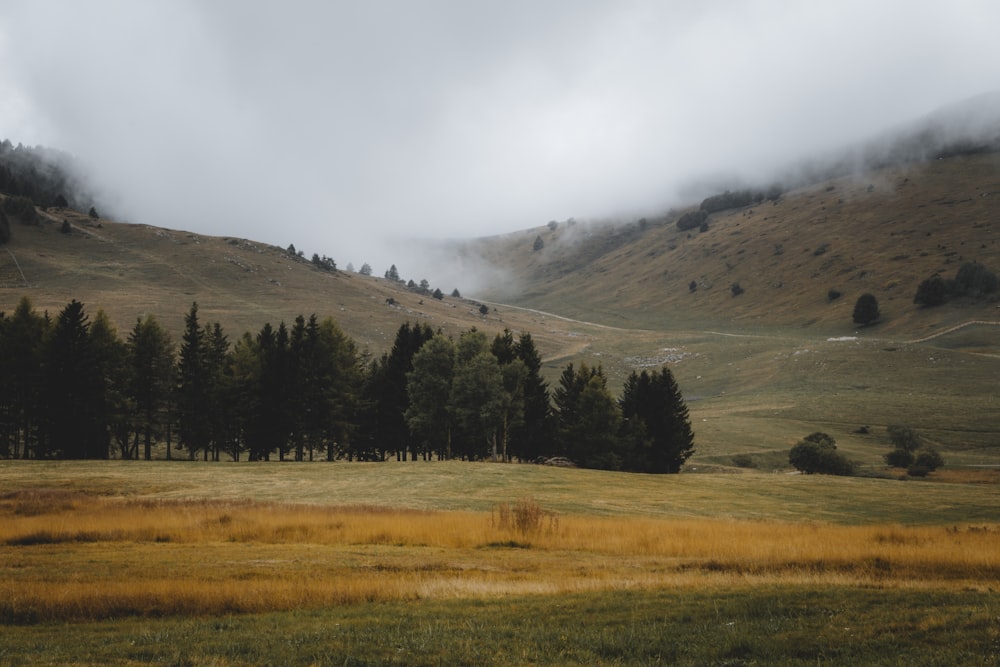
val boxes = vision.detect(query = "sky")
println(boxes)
[1,0,999,287]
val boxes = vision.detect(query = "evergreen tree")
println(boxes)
[853,293,880,325]
[126,315,174,460]
[39,300,107,458]
[357,322,433,461]
[553,363,620,468]
[510,332,551,462]
[176,303,212,459]
[90,310,128,459]
[0,297,48,458]
[619,368,695,473]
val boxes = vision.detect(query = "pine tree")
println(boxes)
[619,368,694,473]
[126,315,174,460]
[39,300,107,458]
[176,303,212,459]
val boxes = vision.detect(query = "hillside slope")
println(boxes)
[465,153,1000,337]
[0,207,569,356]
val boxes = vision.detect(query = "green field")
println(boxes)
[1,461,998,665]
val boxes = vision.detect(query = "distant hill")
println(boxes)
[0,203,569,357]
[462,152,1000,337]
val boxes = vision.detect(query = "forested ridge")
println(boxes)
[0,297,693,472]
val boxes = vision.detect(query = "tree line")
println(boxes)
[0,297,694,471]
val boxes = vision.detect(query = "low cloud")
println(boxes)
[1,1,998,289]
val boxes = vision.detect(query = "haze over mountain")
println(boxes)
[2,1,999,287]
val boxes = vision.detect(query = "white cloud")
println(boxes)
[1,0,998,286]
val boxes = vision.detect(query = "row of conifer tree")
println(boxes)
[0,297,694,472]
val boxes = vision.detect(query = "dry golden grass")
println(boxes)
[2,492,997,622]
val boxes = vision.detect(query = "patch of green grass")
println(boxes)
[1,587,996,666]
[1,460,998,525]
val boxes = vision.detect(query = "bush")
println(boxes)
[676,210,708,231]
[885,448,915,468]
[827,289,842,302]
[914,274,949,306]
[2,195,37,225]
[731,454,756,468]
[789,432,853,475]
[954,261,998,297]
[731,282,744,297]
[0,209,9,244]
[852,293,880,325]
[907,448,944,477]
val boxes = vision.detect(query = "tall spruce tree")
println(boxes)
[126,315,174,460]
[40,300,108,458]
[619,368,695,473]
[176,303,212,459]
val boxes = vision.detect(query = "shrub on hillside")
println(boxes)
[914,274,950,307]
[789,432,854,475]
[852,293,880,325]
[954,261,998,297]
[676,210,707,231]
[887,424,921,452]
[0,209,9,244]
[884,448,915,468]
[907,448,944,477]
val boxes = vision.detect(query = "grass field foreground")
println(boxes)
[1,461,999,664]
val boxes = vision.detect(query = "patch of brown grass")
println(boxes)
[1,495,998,623]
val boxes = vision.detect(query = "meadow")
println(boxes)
[1,461,998,665]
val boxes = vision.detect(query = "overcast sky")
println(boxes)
[1,1,998,285]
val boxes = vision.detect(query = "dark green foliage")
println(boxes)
[731,282,744,297]
[60,220,71,234]
[676,209,707,231]
[908,448,944,476]
[509,332,551,462]
[479,304,490,315]
[852,293,880,325]
[0,140,97,211]
[619,368,695,473]
[914,274,949,306]
[914,262,998,306]
[126,316,174,460]
[553,363,621,469]
[451,288,461,298]
[788,432,853,475]
[953,261,998,297]
[731,454,756,468]
[358,263,372,276]
[356,322,434,461]
[2,195,38,225]
[0,208,9,244]
[0,297,49,458]
[689,280,697,292]
[827,289,842,302]
[699,190,757,213]
[88,206,99,219]
[310,254,336,271]
[384,264,401,281]
[405,334,456,460]
[37,301,109,459]
[884,448,915,468]
[533,235,544,251]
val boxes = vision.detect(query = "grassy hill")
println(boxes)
[465,153,1000,336]
[2,153,999,469]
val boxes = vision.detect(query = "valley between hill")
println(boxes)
[1,153,998,468]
